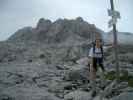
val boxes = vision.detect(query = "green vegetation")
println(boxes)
[127,76,133,87]
[105,70,133,87]
[105,70,116,80]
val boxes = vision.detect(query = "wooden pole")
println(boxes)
[110,0,120,81]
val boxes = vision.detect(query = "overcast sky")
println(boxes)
[0,0,133,41]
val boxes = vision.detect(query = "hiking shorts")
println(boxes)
[93,57,104,72]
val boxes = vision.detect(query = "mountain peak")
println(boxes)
[76,17,84,22]
[36,18,52,32]
[8,17,103,44]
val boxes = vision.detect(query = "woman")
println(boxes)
[89,38,105,97]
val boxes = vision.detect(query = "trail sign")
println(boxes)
[108,18,117,28]
[100,0,121,99]
[108,9,121,19]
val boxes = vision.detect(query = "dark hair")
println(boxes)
[95,38,102,42]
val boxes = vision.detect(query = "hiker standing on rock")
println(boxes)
[89,37,105,97]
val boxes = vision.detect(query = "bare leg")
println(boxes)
[90,64,96,80]
[90,64,97,97]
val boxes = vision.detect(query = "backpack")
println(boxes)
[92,43,104,59]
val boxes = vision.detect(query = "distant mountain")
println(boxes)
[103,31,133,45]
[8,17,103,45]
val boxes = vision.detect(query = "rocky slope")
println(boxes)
[0,17,133,100]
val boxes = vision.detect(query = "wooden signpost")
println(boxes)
[108,0,120,81]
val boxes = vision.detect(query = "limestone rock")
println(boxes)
[111,92,133,100]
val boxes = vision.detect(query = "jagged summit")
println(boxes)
[36,18,52,33]
[76,17,84,22]
[8,17,103,44]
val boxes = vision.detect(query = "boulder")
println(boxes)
[64,90,92,100]
[63,64,90,81]
[76,57,90,66]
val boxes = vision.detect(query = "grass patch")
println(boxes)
[128,76,133,87]
[105,70,133,87]
[105,70,116,80]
